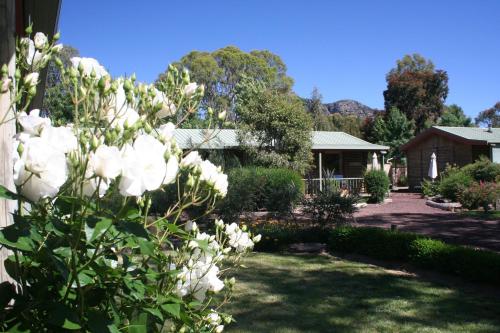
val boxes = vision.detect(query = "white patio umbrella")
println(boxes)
[371,152,380,170]
[428,152,438,181]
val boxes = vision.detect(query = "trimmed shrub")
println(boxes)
[253,224,330,252]
[329,227,420,261]
[219,167,304,221]
[364,170,390,203]
[438,169,473,202]
[462,156,500,182]
[328,227,500,285]
[421,179,439,197]
[302,191,359,225]
[459,181,500,211]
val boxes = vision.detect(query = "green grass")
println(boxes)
[223,253,500,333]
[461,210,500,220]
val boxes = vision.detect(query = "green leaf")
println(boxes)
[88,311,118,333]
[161,303,181,319]
[0,220,37,251]
[0,184,17,200]
[48,304,81,330]
[86,217,112,243]
[128,312,148,333]
[6,322,31,333]
[138,239,155,256]
[144,307,163,321]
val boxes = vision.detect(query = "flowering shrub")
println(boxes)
[458,181,500,212]
[0,27,259,332]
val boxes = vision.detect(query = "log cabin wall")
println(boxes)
[406,134,477,189]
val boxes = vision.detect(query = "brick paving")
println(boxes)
[354,192,500,252]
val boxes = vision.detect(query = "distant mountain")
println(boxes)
[324,99,380,118]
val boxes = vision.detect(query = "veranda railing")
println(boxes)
[303,177,364,195]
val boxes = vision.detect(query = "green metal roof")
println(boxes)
[432,126,500,144]
[174,129,389,151]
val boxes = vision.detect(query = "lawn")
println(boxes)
[223,253,500,333]
[461,210,500,221]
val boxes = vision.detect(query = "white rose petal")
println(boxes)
[33,32,47,49]
[89,145,122,180]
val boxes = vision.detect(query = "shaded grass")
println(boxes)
[461,210,500,221]
[224,253,500,333]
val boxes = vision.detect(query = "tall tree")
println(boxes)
[383,54,448,133]
[306,87,332,131]
[159,46,294,121]
[373,107,414,159]
[438,104,472,127]
[475,102,500,127]
[235,78,312,174]
[42,45,80,124]
[330,114,363,138]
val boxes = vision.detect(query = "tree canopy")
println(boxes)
[306,87,333,131]
[475,102,500,127]
[43,45,80,124]
[373,107,414,159]
[160,46,294,121]
[438,104,472,127]
[383,53,448,133]
[235,78,312,174]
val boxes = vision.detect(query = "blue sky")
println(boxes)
[59,0,500,118]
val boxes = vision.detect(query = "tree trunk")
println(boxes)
[0,0,16,284]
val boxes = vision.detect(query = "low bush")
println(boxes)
[438,167,473,202]
[462,156,500,182]
[364,170,390,203]
[397,175,408,186]
[329,227,420,261]
[219,167,304,221]
[253,224,330,252]
[459,181,500,211]
[421,179,439,197]
[329,227,500,285]
[302,190,359,225]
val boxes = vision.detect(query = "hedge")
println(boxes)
[219,167,304,221]
[329,227,500,285]
[253,225,330,252]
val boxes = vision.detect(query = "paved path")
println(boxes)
[354,192,500,252]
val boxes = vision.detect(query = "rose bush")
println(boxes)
[0,27,258,332]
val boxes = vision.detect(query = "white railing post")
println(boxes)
[318,152,322,192]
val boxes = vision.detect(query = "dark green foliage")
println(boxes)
[363,170,390,203]
[253,225,330,252]
[475,101,500,127]
[438,104,472,127]
[459,181,500,211]
[438,168,473,201]
[329,227,420,261]
[384,54,449,132]
[461,156,500,182]
[302,190,359,225]
[421,179,439,197]
[220,167,304,221]
[372,107,415,159]
[329,227,500,285]
[235,79,313,174]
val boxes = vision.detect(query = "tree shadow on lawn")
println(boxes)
[355,212,500,252]
[224,253,500,333]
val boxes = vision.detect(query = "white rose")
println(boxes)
[18,109,51,135]
[153,89,177,118]
[40,125,77,153]
[52,44,63,53]
[24,72,39,87]
[33,32,48,49]
[15,137,68,202]
[23,38,42,66]
[119,135,167,196]
[70,57,108,78]
[163,155,179,185]
[180,151,202,168]
[89,145,122,180]
[106,82,139,128]
[215,325,224,333]
[183,82,198,97]
[158,122,175,142]
[82,169,109,198]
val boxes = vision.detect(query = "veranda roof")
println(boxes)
[173,129,389,151]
